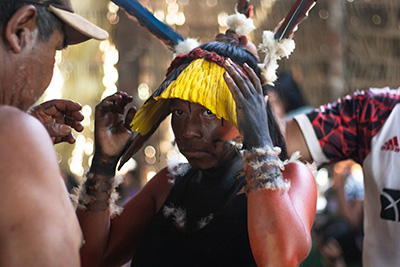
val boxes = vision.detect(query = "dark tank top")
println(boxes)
[131,153,257,266]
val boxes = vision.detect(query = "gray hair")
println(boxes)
[0,1,63,42]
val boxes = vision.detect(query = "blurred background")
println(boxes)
[47,0,395,212]
[46,0,398,265]
[49,0,400,180]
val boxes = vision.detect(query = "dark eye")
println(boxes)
[203,109,215,117]
[173,109,184,116]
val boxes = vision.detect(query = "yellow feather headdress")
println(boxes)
[130,48,237,136]
[116,0,316,170]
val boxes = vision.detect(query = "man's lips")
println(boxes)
[180,148,209,158]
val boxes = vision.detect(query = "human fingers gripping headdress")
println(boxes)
[115,0,317,169]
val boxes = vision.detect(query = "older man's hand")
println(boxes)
[29,99,84,144]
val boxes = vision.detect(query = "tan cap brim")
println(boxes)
[48,5,109,45]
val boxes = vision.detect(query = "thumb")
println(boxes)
[48,123,72,137]
[124,107,137,129]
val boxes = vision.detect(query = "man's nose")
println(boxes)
[182,118,202,139]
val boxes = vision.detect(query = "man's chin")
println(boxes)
[186,157,216,170]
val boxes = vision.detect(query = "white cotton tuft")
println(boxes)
[283,151,301,165]
[109,191,123,218]
[166,146,190,183]
[163,205,176,217]
[226,13,256,37]
[172,207,187,229]
[258,30,295,85]
[167,162,190,182]
[174,38,200,56]
[112,175,124,188]
[109,175,124,218]
[198,213,214,229]
[306,161,318,178]
[163,204,187,229]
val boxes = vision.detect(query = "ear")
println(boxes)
[238,35,249,46]
[239,35,259,61]
[5,5,38,54]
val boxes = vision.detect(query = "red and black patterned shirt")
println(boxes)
[303,88,400,164]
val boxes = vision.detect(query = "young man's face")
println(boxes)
[170,99,240,170]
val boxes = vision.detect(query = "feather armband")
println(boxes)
[241,145,291,194]
[72,173,123,218]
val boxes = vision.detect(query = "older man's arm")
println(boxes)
[0,106,82,267]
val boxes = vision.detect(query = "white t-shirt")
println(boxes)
[295,88,400,266]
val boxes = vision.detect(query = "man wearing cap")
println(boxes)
[0,0,108,265]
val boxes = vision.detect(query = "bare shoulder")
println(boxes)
[0,105,71,213]
[0,104,67,199]
[0,105,52,148]
[146,164,191,191]
[0,106,81,265]
[144,166,175,209]
[283,161,313,178]
[283,162,317,229]
[136,164,189,213]
[283,161,316,191]
[144,167,173,189]
[0,105,57,181]
[283,161,317,211]
[120,166,175,220]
